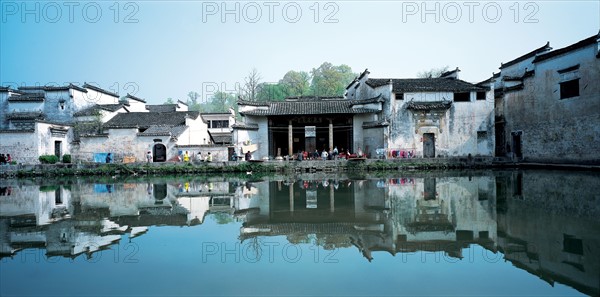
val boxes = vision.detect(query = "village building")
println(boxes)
[201,111,235,145]
[233,69,494,160]
[0,84,120,164]
[74,109,213,163]
[491,32,600,164]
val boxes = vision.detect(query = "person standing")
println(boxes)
[146,151,152,163]
[183,151,190,162]
[245,151,251,161]
[106,153,112,164]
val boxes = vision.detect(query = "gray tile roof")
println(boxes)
[0,129,35,133]
[7,112,45,120]
[211,134,232,144]
[103,111,200,128]
[500,42,551,69]
[7,93,45,102]
[83,83,119,97]
[239,96,380,116]
[146,104,177,112]
[74,104,126,116]
[231,122,259,130]
[18,84,87,93]
[362,119,389,129]
[405,100,453,111]
[137,125,188,137]
[125,93,146,103]
[533,33,599,63]
[366,78,485,93]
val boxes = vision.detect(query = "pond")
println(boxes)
[1,170,599,296]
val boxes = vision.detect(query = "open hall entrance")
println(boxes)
[268,115,353,157]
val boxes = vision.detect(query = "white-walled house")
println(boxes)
[0,84,108,164]
[346,69,495,158]
[492,32,600,164]
[75,111,212,163]
[232,69,494,160]
[201,111,235,145]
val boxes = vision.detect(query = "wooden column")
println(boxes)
[289,182,294,212]
[288,120,293,157]
[329,183,335,212]
[328,119,333,151]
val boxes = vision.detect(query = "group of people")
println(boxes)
[295,146,364,161]
[0,153,13,165]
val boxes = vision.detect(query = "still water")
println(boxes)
[1,170,599,296]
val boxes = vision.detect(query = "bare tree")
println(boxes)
[416,66,450,78]
[242,68,262,101]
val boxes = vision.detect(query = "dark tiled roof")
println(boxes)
[74,104,126,116]
[405,100,453,111]
[212,134,232,144]
[362,119,389,129]
[7,93,45,101]
[137,125,188,137]
[83,83,119,97]
[500,42,552,69]
[104,111,200,128]
[7,112,45,120]
[146,104,177,112]
[237,100,270,107]
[533,33,599,63]
[366,78,485,93]
[239,97,380,116]
[231,122,259,130]
[0,129,35,133]
[125,93,146,103]
[18,84,88,93]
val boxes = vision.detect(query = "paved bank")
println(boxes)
[1,157,598,179]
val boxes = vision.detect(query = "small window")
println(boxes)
[476,91,486,100]
[395,93,404,100]
[222,120,229,128]
[477,131,487,142]
[560,79,579,99]
[563,234,583,255]
[454,92,470,102]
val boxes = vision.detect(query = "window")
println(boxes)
[476,91,486,100]
[395,93,404,100]
[453,92,470,102]
[563,234,583,255]
[477,131,487,142]
[560,79,579,99]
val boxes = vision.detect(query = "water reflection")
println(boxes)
[1,171,599,295]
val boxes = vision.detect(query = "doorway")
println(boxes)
[423,133,435,158]
[511,131,522,159]
[54,141,62,158]
[153,144,167,162]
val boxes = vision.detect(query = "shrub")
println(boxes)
[62,154,72,163]
[39,155,59,164]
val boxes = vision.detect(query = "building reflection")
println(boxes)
[0,171,598,295]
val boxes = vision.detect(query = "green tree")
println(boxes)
[310,62,355,97]
[280,70,311,97]
[187,91,202,111]
[207,91,237,112]
[256,83,287,101]
[164,98,174,104]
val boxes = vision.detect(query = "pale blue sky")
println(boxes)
[1,1,599,104]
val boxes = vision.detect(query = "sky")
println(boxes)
[1,1,599,104]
